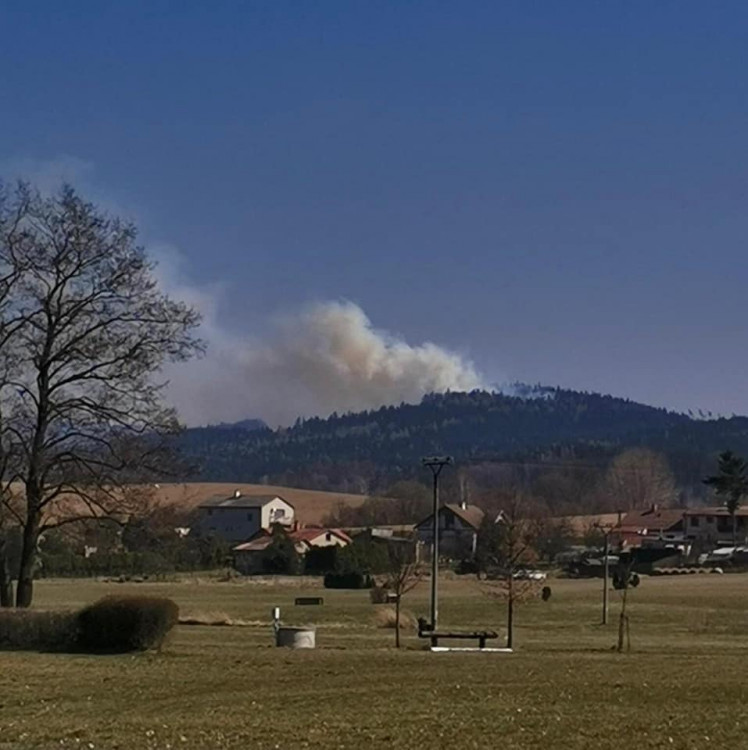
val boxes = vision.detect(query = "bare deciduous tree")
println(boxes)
[0,182,202,606]
[602,448,677,511]
[383,539,422,648]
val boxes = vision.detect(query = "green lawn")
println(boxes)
[0,573,746,749]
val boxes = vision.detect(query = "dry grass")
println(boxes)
[178,611,259,627]
[373,606,417,630]
[1,575,748,747]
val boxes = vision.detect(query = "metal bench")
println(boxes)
[294,597,324,606]
[420,630,499,648]
[417,619,499,649]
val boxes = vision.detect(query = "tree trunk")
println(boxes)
[506,576,514,649]
[15,516,39,608]
[395,596,401,648]
[0,533,13,608]
[732,511,738,547]
[617,585,629,653]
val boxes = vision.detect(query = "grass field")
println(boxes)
[1,573,747,749]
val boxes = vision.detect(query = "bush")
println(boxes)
[455,558,479,575]
[335,539,389,576]
[304,546,338,575]
[0,609,78,651]
[323,571,374,589]
[259,526,301,575]
[76,595,179,652]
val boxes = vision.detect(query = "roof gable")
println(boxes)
[619,508,684,532]
[415,504,484,531]
[199,494,291,510]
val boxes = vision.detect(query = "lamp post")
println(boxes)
[597,519,619,626]
[422,455,453,631]
[602,528,610,625]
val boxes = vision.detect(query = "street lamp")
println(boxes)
[595,522,617,625]
[422,455,453,631]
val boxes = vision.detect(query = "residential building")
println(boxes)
[197,491,295,543]
[613,506,686,549]
[232,525,351,574]
[414,502,484,558]
[683,507,748,546]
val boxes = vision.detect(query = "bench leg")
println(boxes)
[431,635,438,648]
[479,636,486,648]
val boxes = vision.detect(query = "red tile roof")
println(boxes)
[618,507,684,533]
[288,527,352,544]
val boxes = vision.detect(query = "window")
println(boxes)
[690,517,700,527]
[207,509,213,516]
[707,516,714,524]
[444,513,454,529]
[273,508,286,522]
[247,512,253,522]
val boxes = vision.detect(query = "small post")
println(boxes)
[602,531,609,625]
[272,606,281,643]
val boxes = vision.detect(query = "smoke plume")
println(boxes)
[167,300,486,427]
[1,158,487,427]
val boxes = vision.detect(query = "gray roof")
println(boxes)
[198,494,289,509]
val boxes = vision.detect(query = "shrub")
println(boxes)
[0,609,78,651]
[304,546,338,575]
[455,558,479,575]
[323,571,374,589]
[259,525,301,575]
[76,595,179,652]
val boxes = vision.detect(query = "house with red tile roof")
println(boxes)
[232,525,351,574]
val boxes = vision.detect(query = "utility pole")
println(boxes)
[422,456,453,631]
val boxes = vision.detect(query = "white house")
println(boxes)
[415,502,484,558]
[197,491,295,543]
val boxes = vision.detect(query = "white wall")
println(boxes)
[261,497,295,528]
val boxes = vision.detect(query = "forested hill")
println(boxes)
[175,389,748,491]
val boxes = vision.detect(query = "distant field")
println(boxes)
[155,482,369,525]
[1,574,747,748]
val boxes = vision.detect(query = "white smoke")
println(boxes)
[0,156,487,427]
[166,300,486,427]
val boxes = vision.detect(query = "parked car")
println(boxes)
[513,568,547,581]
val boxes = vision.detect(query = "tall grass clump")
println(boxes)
[373,606,417,630]
[76,595,179,652]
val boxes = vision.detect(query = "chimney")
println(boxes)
[234,489,241,498]
[460,500,468,510]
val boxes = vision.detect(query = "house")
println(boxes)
[415,502,484,558]
[683,507,748,546]
[197,490,295,543]
[612,506,686,549]
[232,525,351,574]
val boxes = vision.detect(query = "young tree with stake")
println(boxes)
[0,182,202,607]
[383,538,422,648]
[478,493,539,649]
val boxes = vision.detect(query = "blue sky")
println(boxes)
[2,2,747,422]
